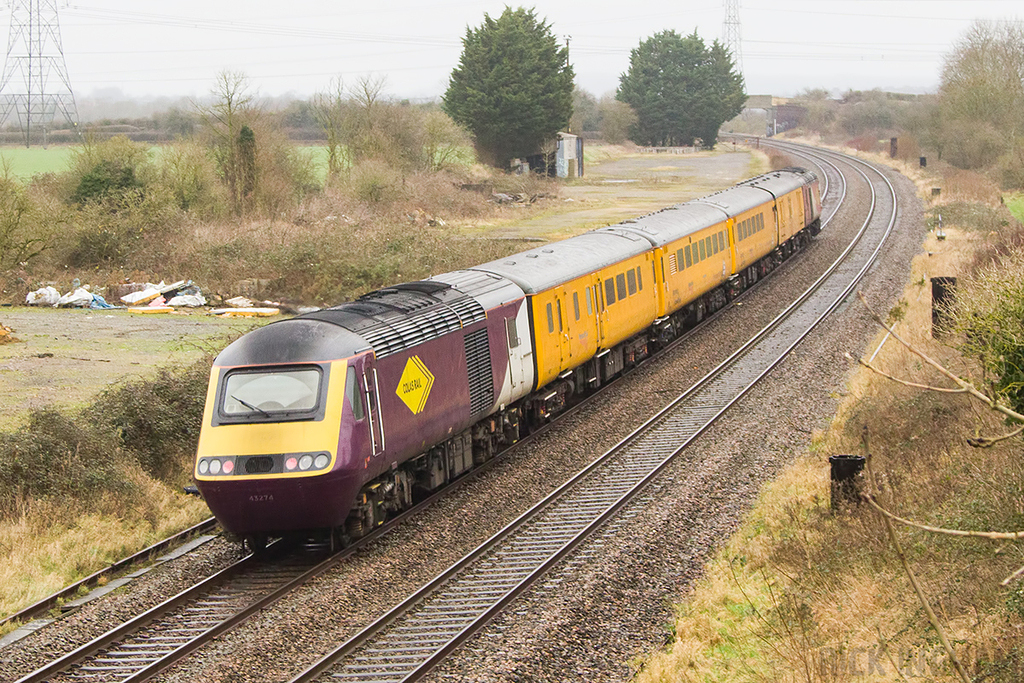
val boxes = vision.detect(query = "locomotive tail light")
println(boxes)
[222,459,234,475]
[285,456,298,471]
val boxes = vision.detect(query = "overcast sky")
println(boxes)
[8,1,1024,103]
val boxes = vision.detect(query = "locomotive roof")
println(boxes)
[595,202,728,248]
[470,230,651,294]
[429,269,526,310]
[215,317,371,366]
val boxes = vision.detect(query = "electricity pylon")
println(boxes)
[0,0,80,147]
[723,0,743,76]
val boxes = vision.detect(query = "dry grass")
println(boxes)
[0,481,208,626]
[635,162,1024,682]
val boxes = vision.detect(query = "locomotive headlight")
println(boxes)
[284,456,298,471]
[210,459,222,475]
[198,459,209,475]
[298,454,313,471]
[314,453,330,470]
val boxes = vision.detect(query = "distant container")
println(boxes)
[920,156,927,168]
[828,455,865,510]
[890,137,898,158]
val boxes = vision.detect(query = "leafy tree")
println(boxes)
[616,30,744,148]
[443,7,573,168]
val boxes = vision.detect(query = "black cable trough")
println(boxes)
[287,145,898,683]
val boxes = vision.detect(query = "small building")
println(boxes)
[556,132,583,178]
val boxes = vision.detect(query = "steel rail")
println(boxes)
[287,146,897,683]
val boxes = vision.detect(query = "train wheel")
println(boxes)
[244,534,268,555]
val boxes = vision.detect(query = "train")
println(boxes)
[193,167,822,548]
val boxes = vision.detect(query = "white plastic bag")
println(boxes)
[57,287,94,308]
[25,286,60,306]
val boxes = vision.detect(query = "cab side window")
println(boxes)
[345,370,365,420]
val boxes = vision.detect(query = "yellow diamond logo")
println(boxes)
[396,356,435,415]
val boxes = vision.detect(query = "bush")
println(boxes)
[0,356,214,521]
[0,409,141,519]
[346,160,404,204]
[949,246,1024,412]
[94,362,210,483]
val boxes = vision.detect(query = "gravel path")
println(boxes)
[0,150,920,683]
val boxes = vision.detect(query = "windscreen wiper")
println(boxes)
[231,394,271,417]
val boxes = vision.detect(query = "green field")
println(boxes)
[0,145,75,178]
[0,143,334,181]
[1006,192,1024,224]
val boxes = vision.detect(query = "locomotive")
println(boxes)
[194,167,822,547]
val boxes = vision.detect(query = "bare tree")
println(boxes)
[311,77,350,180]
[940,20,1024,175]
[196,71,259,214]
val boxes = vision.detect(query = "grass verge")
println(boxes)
[634,153,1024,682]
[0,358,214,624]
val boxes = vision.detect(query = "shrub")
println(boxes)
[94,361,211,483]
[949,246,1024,412]
[0,409,140,519]
[346,160,403,204]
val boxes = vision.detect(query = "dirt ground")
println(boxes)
[0,146,758,430]
[471,145,759,240]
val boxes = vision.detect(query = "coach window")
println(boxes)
[573,291,580,321]
[711,235,719,255]
[556,299,564,332]
[699,239,706,261]
[586,287,593,315]
[605,278,616,306]
[546,303,554,333]
[684,244,693,268]
[638,265,644,290]
[627,269,637,295]
[616,273,627,300]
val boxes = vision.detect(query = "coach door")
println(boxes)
[358,356,386,457]
[595,277,609,344]
[552,290,571,366]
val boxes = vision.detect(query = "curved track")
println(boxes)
[285,142,899,683]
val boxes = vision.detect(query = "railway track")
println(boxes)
[8,142,875,683]
[283,142,897,683]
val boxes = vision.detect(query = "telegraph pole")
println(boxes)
[0,0,80,147]
[722,0,743,76]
